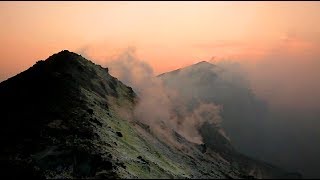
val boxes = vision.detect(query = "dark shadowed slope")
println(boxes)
[0,50,136,178]
[0,51,298,179]
[158,61,302,179]
[158,61,268,155]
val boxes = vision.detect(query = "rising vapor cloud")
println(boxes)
[104,47,224,144]
[76,37,320,177]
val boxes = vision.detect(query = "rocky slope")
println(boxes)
[0,50,298,179]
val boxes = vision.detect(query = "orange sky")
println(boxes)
[1,1,320,81]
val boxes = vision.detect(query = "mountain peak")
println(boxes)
[192,61,216,68]
[194,61,211,65]
[59,49,71,53]
[33,49,98,76]
[56,49,77,56]
[46,49,82,62]
[157,60,216,77]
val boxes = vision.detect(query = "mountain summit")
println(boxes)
[0,50,136,178]
[0,50,299,179]
[157,60,218,77]
[193,60,214,66]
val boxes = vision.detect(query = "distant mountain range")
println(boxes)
[0,50,301,179]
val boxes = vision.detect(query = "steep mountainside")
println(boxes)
[0,51,297,179]
[158,61,270,158]
[158,61,302,179]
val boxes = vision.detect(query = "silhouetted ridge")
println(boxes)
[0,50,137,179]
[46,50,84,63]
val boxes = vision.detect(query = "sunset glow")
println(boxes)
[1,1,320,80]
[2,2,320,178]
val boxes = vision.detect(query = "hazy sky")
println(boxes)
[1,1,320,80]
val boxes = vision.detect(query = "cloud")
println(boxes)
[176,103,224,144]
[104,47,224,145]
[209,36,320,177]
